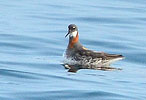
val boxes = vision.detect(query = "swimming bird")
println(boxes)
[63,24,124,72]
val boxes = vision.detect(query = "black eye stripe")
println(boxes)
[68,26,76,30]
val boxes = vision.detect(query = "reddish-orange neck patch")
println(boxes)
[68,32,79,48]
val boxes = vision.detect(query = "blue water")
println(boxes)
[0,0,146,100]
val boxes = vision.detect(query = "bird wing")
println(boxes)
[76,49,124,60]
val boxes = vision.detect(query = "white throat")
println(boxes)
[69,31,78,38]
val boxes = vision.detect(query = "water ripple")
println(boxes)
[9,90,136,100]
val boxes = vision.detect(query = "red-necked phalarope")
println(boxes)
[63,24,124,72]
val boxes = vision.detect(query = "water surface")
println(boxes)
[0,0,146,100]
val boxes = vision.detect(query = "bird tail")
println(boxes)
[106,54,125,63]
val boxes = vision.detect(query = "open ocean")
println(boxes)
[0,0,146,100]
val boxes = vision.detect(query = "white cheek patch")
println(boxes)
[69,31,77,38]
